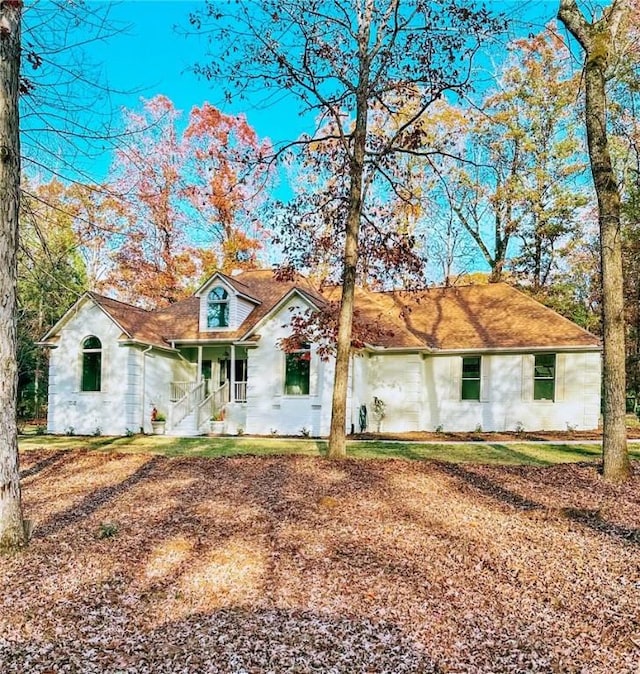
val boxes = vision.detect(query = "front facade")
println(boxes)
[40,270,602,437]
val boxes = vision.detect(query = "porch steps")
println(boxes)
[166,411,207,437]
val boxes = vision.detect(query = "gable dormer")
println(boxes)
[195,273,259,333]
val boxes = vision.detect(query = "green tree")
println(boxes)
[434,28,588,285]
[18,179,88,419]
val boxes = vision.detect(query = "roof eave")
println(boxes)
[430,344,602,355]
[119,338,177,353]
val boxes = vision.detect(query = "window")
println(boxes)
[207,286,229,328]
[285,344,311,395]
[534,353,556,401]
[461,356,481,400]
[81,336,102,392]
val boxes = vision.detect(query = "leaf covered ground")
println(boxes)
[2,449,639,673]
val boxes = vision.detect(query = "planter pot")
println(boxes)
[151,420,166,435]
[210,420,225,435]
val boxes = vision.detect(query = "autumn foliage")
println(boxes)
[106,95,271,308]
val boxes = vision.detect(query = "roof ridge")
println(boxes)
[88,291,151,313]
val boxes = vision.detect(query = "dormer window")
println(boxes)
[207,286,230,328]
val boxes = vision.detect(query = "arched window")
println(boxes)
[207,286,230,328]
[81,336,102,392]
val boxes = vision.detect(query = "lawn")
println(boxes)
[18,431,640,466]
[2,448,639,672]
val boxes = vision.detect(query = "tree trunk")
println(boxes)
[0,0,27,549]
[327,19,371,460]
[585,58,630,481]
[558,0,630,482]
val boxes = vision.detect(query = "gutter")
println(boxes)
[35,341,58,349]
[362,344,601,356]
[429,345,602,355]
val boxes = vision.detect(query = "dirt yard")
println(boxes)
[1,449,639,673]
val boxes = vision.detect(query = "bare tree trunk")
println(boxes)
[327,16,371,460]
[0,0,27,549]
[558,0,630,482]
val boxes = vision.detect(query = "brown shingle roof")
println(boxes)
[87,274,599,352]
[381,283,599,350]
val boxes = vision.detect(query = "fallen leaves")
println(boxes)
[1,450,638,673]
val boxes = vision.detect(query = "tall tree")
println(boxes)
[432,28,587,285]
[107,95,269,307]
[107,95,194,306]
[0,0,27,549]
[183,103,271,272]
[190,0,503,458]
[18,179,88,419]
[558,0,631,482]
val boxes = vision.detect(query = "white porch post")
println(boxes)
[230,343,236,403]
[197,345,203,381]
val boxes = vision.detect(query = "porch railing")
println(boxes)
[170,380,203,402]
[234,381,247,403]
[196,381,229,430]
[169,380,205,429]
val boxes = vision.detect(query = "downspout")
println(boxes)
[350,352,356,435]
[140,345,153,433]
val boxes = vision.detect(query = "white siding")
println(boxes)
[423,351,601,432]
[244,297,328,436]
[46,301,188,435]
[366,353,423,432]
[198,278,257,332]
[47,303,131,435]
[236,297,254,326]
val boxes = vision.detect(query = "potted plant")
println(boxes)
[150,407,166,434]
[210,408,226,435]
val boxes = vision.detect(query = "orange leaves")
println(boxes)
[104,95,272,307]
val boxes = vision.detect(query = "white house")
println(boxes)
[39,269,602,437]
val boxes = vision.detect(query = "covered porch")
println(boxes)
[166,344,249,435]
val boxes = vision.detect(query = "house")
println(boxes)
[39,269,602,437]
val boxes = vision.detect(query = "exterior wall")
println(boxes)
[245,297,328,436]
[47,303,132,435]
[408,352,600,431]
[365,353,424,433]
[142,351,191,434]
[47,302,188,435]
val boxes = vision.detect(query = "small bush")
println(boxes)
[65,426,75,437]
[35,425,47,436]
[93,427,102,437]
[125,428,135,437]
[300,427,310,437]
[97,522,118,539]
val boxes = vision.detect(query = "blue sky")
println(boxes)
[64,0,311,180]
[29,0,564,183]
